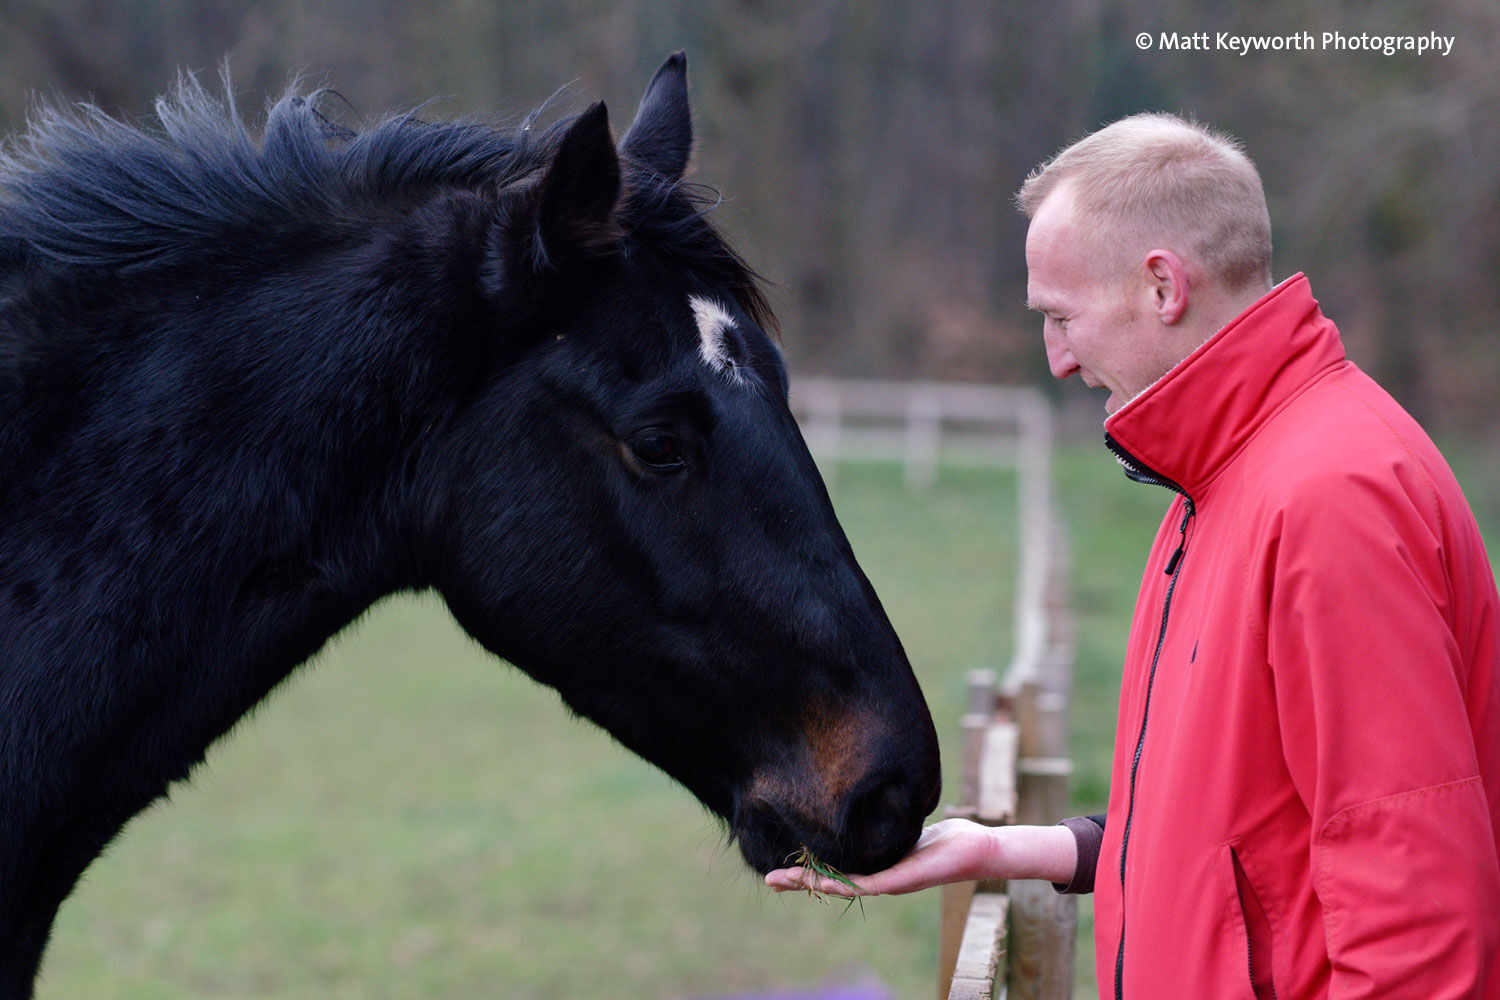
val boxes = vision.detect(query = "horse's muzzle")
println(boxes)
[733,749,941,876]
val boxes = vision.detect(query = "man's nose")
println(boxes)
[1043,330,1077,380]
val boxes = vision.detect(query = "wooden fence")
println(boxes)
[789,378,1075,1000]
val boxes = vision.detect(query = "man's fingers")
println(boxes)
[764,866,805,892]
[765,865,869,898]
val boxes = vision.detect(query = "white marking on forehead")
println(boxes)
[688,294,744,382]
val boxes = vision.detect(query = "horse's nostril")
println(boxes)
[852,775,909,823]
[843,773,922,873]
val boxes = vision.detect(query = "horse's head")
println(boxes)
[423,54,939,875]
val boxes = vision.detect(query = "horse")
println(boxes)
[0,52,941,995]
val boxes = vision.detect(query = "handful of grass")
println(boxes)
[789,845,865,918]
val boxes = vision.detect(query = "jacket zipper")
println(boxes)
[1104,433,1196,1000]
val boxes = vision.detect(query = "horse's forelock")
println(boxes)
[623,174,777,337]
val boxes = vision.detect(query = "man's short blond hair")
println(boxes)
[1017,113,1272,291]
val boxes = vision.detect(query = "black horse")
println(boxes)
[0,53,940,994]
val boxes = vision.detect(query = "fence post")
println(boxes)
[1008,749,1076,1000]
[904,391,942,490]
[802,381,843,490]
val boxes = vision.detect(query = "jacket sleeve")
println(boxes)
[1053,814,1105,894]
[1267,470,1500,999]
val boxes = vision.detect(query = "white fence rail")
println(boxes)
[789,377,1050,489]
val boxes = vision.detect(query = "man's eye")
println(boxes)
[629,431,686,472]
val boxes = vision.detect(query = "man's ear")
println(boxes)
[482,102,621,300]
[1143,249,1190,325]
[619,51,691,181]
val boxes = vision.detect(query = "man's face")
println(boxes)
[1025,186,1179,415]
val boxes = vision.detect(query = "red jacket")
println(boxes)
[1092,275,1500,999]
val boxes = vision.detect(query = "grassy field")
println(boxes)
[36,438,1497,998]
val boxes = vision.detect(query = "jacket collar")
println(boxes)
[1102,273,1347,499]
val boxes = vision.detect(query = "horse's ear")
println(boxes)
[620,51,691,182]
[482,102,621,301]
[535,101,622,259]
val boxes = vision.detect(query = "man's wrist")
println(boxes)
[992,823,1080,884]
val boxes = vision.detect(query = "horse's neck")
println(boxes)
[2,321,416,649]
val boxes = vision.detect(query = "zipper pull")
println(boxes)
[1164,545,1185,576]
[1163,501,1195,576]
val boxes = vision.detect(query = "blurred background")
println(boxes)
[4,2,1495,998]
[3,0,1498,437]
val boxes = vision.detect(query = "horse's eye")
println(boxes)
[629,431,687,472]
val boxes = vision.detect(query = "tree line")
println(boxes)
[3,0,1495,435]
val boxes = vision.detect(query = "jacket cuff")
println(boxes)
[1052,814,1105,894]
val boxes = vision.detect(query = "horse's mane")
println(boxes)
[0,74,773,330]
[0,75,541,271]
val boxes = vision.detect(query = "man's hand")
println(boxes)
[764,819,1077,898]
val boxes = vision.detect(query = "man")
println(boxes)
[768,113,1500,999]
